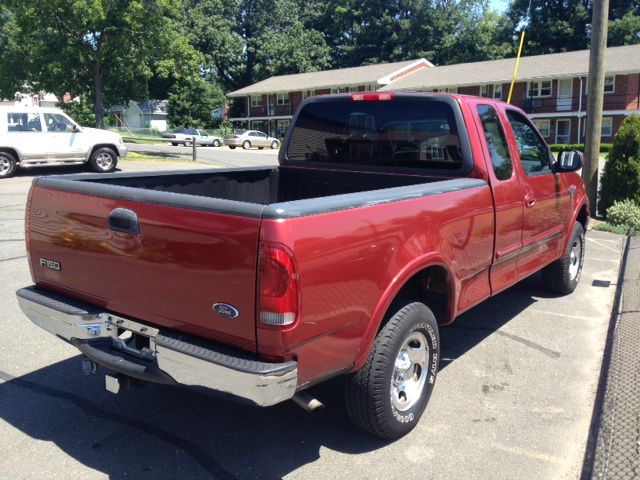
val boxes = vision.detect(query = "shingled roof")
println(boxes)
[379,44,640,91]
[227,59,431,97]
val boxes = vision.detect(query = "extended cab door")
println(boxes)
[471,101,524,294]
[4,111,47,163]
[503,109,568,280]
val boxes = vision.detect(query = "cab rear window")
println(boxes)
[285,95,471,174]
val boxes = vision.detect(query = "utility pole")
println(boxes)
[583,0,609,216]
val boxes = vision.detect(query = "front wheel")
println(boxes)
[89,147,117,173]
[271,140,279,149]
[212,139,221,147]
[0,151,18,178]
[542,222,585,294]
[345,301,440,439]
[184,140,192,148]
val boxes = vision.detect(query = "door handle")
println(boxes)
[108,208,140,235]
[524,193,536,208]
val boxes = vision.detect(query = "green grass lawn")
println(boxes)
[124,152,191,163]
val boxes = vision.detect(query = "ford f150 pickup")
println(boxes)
[17,93,588,439]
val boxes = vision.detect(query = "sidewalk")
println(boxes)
[584,236,640,479]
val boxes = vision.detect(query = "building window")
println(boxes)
[480,85,489,98]
[601,117,613,136]
[533,119,551,138]
[302,90,315,99]
[604,76,615,94]
[277,93,290,105]
[527,80,552,98]
[277,119,290,137]
[331,87,350,94]
[251,95,262,107]
[493,84,503,100]
[445,87,458,94]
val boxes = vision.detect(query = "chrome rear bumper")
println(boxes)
[16,286,298,406]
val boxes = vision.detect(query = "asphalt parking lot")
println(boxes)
[0,159,624,480]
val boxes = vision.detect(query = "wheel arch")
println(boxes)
[88,144,119,161]
[0,147,21,163]
[353,256,456,371]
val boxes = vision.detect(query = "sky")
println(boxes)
[489,0,510,13]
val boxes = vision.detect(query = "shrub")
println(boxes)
[606,199,640,234]
[598,116,640,215]
[548,143,612,153]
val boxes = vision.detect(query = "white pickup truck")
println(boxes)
[161,128,222,147]
[0,105,127,178]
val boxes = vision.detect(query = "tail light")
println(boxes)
[258,242,299,327]
[351,92,395,101]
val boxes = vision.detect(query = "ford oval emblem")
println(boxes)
[213,303,240,319]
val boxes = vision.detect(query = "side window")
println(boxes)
[506,110,552,175]
[476,105,512,180]
[7,112,42,132]
[43,113,74,132]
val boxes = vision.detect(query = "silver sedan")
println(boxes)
[224,130,280,150]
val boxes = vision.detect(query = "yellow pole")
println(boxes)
[507,30,526,104]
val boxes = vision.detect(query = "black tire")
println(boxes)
[212,139,221,147]
[271,140,279,149]
[258,147,264,150]
[242,140,251,150]
[345,301,440,439]
[88,147,117,173]
[171,142,178,146]
[0,151,18,179]
[229,146,236,150]
[542,222,585,294]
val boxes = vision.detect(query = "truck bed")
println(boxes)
[82,166,437,204]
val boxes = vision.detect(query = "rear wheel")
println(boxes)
[229,146,236,150]
[89,147,117,173]
[242,140,251,150]
[184,140,192,148]
[345,301,440,439]
[171,142,178,146]
[542,222,585,294]
[0,151,18,178]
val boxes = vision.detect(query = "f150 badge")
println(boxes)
[40,258,61,271]
[213,303,239,319]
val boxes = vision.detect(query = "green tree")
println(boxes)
[599,116,640,215]
[503,0,590,55]
[167,77,225,128]
[0,0,200,128]
[58,95,96,127]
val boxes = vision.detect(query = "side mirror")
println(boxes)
[555,149,583,172]
[72,124,82,133]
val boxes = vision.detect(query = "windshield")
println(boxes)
[285,96,470,173]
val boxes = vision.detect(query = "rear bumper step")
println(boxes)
[16,286,298,406]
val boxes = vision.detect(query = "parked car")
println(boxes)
[224,130,280,150]
[0,106,127,178]
[17,93,588,439]
[162,128,222,147]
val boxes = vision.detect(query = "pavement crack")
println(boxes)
[0,255,26,262]
[0,369,238,480]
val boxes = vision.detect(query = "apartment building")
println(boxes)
[226,59,432,137]
[382,44,640,145]
[228,44,640,143]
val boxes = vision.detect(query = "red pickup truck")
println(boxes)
[17,93,588,439]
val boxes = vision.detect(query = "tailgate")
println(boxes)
[27,184,262,352]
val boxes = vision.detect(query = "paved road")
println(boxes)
[127,142,279,168]
[0,159,624,480]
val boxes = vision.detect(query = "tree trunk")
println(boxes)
[93,58,105,129]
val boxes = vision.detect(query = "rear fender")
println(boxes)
[352,253,456,371]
